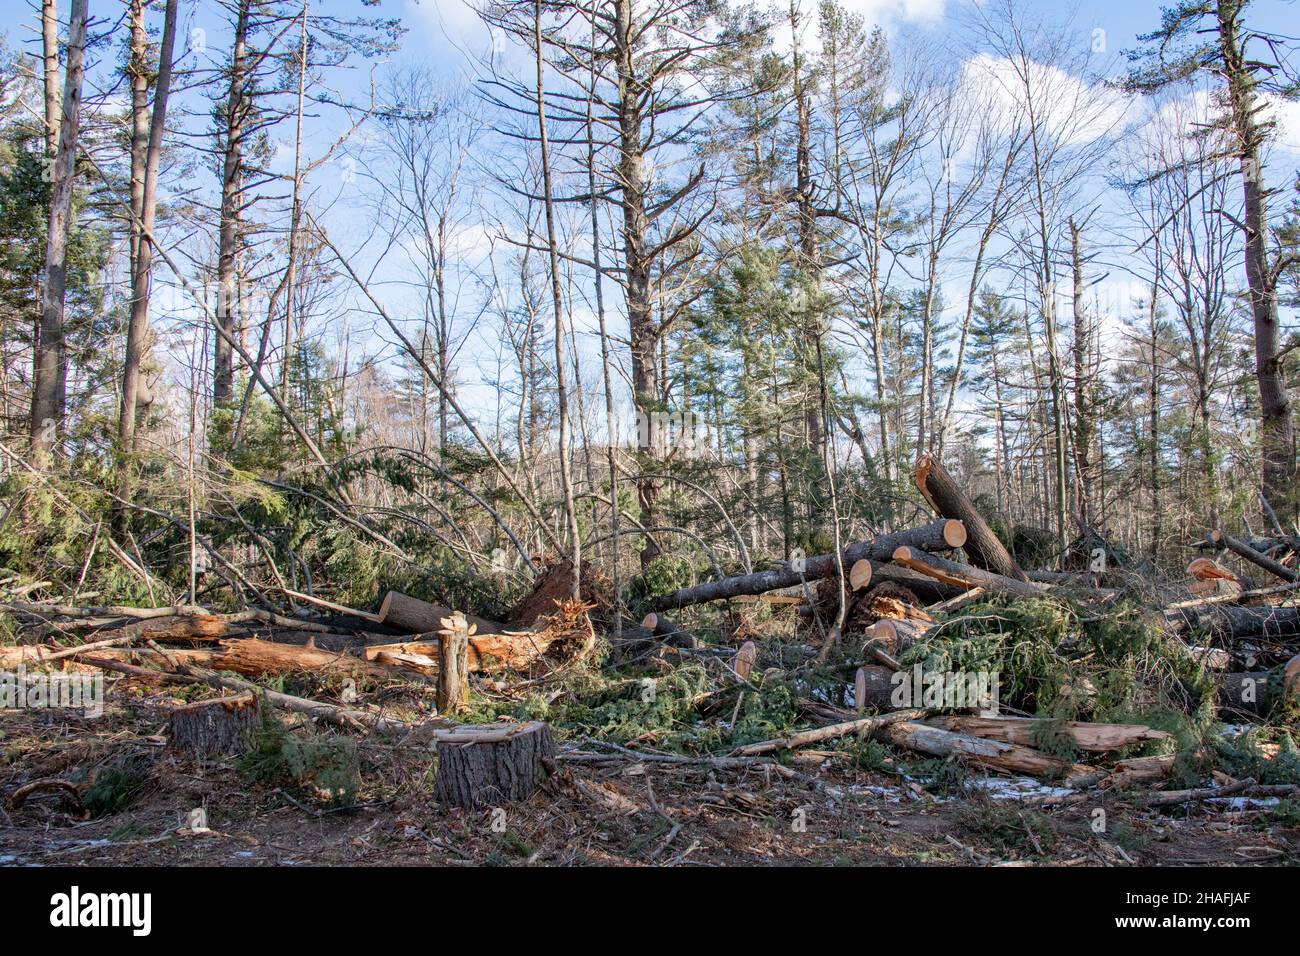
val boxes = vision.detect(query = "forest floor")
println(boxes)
[2,694,1296,867]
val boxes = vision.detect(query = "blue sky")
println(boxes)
[2,0,1298,446]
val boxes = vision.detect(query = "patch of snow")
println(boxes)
[967,776,1076,801]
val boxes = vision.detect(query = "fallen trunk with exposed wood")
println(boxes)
[647,519,967,612]
[876,721,1098,785]
[378,590,505,635]
[922,716,1170,752]
[915,453,1027,581]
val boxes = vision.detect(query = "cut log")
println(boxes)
[1212,530,1299,583]
[876,721,1097,783]
[731,708,924,757]
[860,562,967,604]
[437,613,470,715]
[864,618,928,654]
[733,641,757,680]
[640,612,698,648]
[1217,672,1278,716]
[362,628,562,673]
[166,693,260,761]
[208,638,396,681]
[377,591,504,635]
[852,665,897,711]
[1187,557,1239,582]
[433,720,555,808]
[848,559,873,591]
[915,454,1026,581]
[1189,577,1242,600]
[891,547,1049,599]
[1098,753,1179,790]
[648,519,966,612]
[922,716,1170,752]
[1170,604,1300,639]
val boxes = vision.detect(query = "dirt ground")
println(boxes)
[2,690,1297,868]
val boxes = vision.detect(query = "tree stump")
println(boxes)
[433,720,555,809]
[167,693,260,761]
[437,612,470,715]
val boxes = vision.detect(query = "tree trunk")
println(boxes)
[118,0,178,514]
[922,716,1169,752]
[648,519,966,612]
[41,0,61,155]
[214,0,251,406]
[436,611,469,715]
[1213,529,1298,583]
[167,693,260,761]
[377,590,505,636]
[29,0,87,466]
[433,720,555,808]
[915,454,1027,580]
[877,721,1097,783]
[1217,1,1296,521]
[891,546,1049,599]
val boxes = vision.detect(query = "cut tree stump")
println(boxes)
[166,693,260,761]
[432,720,555,808]
[437,613,470,715]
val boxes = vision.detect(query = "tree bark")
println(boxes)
[877,721,1097,783]
[214,0,251,406]
[29,0,87,466]
[915,453,1027,580]
[922,716,1169,752]
[1212,529,1298,583]
[377,591,505,636]
[118,0,179,513]
[1216,0,1296,520]
[41,0,61,156]
[436,611,469,715]
[433,720,555,808]
[891,546,1049,599]
[167,693,260,761]
[647,519,965,612]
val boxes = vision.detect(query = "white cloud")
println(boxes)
[958,52,1131,147]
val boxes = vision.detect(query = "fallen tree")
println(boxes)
[876,721,1098,785]
[922,716,1170,753]
[915,454,1027,581]
[890,547,1050,599]
[647,519,967,612]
